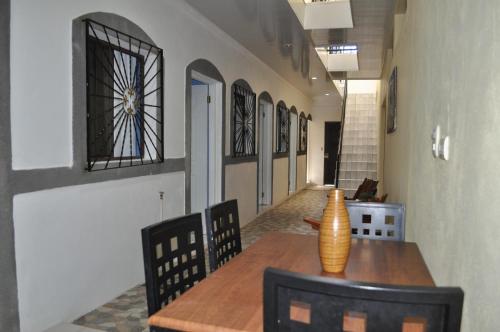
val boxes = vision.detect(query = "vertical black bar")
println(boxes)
[335,80,348,187]
[287,109,291,154]
[139,53,145,160]
[129,36,132,88]
[85,21,92,171]
[129,113,133,166]
[252,92,256,156]
[159,50,164,162]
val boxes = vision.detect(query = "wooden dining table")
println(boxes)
[149,231,434,332]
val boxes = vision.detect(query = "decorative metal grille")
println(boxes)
[85,19,164,171]
[232,84,256,157]
[277,103,289,153]
[299,113,308,152]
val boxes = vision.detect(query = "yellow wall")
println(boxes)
[273,157,289,205]
[296,154,307,191]
[224,162,257,228]
[382,1,500,330]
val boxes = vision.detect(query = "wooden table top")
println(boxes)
[149,232,434,332]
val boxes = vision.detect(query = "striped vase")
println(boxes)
[319,189,351,273]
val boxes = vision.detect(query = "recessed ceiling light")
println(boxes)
[325,93,330,96]
[311,76,318,80]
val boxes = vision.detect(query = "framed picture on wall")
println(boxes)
[387,67,397,134]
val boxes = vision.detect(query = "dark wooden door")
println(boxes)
[323,122,341,185]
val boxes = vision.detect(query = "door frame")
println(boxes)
[257,92,274,213]
[185,59,226,214]
[190,71,223,209]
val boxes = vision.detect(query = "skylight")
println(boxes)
[328,45,358,55]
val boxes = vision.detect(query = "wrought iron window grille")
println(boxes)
[276,103,289,153]
[84,19,164,171]
[232,84,256,157]
[299,113,308,152]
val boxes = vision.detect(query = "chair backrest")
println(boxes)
[346,201,405,241]
[264,267,464,332]
[141,213,207,316]
[205,199,242,272]
[352,178,379,200]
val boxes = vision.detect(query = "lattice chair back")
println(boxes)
[264,268,464,332]
[205,199,242,272]
[346,201,405,241]
[141,213,207,317]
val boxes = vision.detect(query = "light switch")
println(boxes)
[439,136,450,161]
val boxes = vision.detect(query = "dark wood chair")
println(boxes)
[205,199,242,272]
[141,213,207,331]
[264,267,464,332]
[350,178,379,201]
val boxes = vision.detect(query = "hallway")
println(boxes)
[73,188,328,332]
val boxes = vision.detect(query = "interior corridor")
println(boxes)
[72,188,328,332]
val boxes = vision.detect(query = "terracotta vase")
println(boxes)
[319,189,351,273]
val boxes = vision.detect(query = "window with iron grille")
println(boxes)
[85,19,164,171]
[276,102,289,153]
[299,113,308,152]
[232,84,256,157]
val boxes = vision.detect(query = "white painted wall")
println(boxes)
[10,0,312,170]
[10,1,314,331]
[309,94,342,185]
[14,173,185,332]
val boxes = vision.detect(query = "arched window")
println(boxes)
[232,80,256,157]
[83,18,163,171]
[276,101,289,153]
[299,112,308,152]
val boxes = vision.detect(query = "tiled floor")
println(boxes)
[73,187,328,332]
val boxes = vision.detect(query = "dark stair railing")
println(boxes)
[334,80,348,188]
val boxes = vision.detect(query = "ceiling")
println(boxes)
[185,0,396,96]
[312,0,396,79]
[185,0,336,97]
